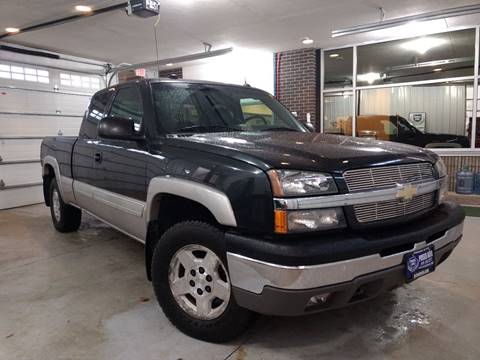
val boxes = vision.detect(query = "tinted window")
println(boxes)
[357,29,475,86]
[324,48,353,89]
[110,86,144,131]
[152,83,304,134]
[79,91,113,139]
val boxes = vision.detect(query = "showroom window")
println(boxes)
[0,63,50,83]
[356,29,475,86]
[324,48,353,89]
[322,27,480,150]
[323,91,353,135]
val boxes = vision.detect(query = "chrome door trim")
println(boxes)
[227,222,463,294]
[274,179,441,210]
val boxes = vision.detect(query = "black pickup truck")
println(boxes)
[41,79,464,342]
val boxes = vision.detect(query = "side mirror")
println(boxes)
[98,116,142,140]
[304,122,316,132]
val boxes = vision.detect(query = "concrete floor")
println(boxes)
[1,204,479,360]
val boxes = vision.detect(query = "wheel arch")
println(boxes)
[144,177,237,280]
[42,156,62,206]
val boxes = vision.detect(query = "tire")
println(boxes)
[151,221,254,342]
[49,178,82,233]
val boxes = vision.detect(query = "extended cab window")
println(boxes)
[152,83,304,134]
[110,86,144,131]
[80,91,113,139]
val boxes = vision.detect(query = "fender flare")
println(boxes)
[42,156,63,194]
[42,156,75,204]
[144,176,237,227]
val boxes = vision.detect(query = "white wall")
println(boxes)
[182,48,274,94]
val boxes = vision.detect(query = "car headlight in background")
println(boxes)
[434,158,448,204]
[268,170,338,197]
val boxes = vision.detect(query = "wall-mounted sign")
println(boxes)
[408,112,426,132]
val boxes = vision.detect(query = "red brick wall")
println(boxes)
[275,48,319,129]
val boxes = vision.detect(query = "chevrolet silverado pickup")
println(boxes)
[41,79,465,342]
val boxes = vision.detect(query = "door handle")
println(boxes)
[94,153,103,163]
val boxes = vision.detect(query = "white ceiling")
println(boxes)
[2,0,480,65]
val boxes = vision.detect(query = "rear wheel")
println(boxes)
[151,221,254,342]
[49,179,81,232]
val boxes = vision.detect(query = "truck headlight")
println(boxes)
[435,158,447,178]
[435,159,448,204]
[274,208,346,234]
[268,170,338,197]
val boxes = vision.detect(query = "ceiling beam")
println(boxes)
[0,2,128,40]
[332,4,480,38]
[110,47,234,73]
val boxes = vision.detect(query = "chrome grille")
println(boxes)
[353,192,436,223]
[344,163,434,192]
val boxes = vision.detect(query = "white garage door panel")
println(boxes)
[1,163,42,186]
[0,139,42,161]
[0,89,90,114]
[0,185,43,209]
[0,114,82,137]
[0,58,99,208]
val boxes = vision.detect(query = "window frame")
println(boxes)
[321,25,480,152]
[108,85,145,134]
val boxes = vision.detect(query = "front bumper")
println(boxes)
[226,202,464,316]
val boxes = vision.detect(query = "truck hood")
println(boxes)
[161,132,438,173]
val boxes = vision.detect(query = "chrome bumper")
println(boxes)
[227,222,464,294]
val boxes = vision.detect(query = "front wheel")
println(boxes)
[151,221,254,342]
[49,178,81,232]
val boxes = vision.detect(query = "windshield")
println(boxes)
[152,83,306,134]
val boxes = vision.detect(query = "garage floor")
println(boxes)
[1,205,479,360]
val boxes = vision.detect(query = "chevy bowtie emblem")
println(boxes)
[396,184,418,202]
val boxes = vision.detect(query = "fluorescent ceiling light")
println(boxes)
[400,37,446,54]
[357,72,382,84]
[329,53,340,58]
[331,4,480,37]
[367,20,446,40]
[302,37,314,45]
[5,27,20,33]
[75,5,92,12]
[166,63,174,66]
[433,68,443,72]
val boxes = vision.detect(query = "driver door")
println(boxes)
[91,84,148,240]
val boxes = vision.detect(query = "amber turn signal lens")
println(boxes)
[274,210,288,234]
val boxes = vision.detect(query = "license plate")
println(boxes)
[404,245,435,283]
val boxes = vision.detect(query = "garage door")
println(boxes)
[0,60,104,209]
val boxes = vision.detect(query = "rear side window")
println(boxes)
[79,91,113,139]
[109,86,144,131]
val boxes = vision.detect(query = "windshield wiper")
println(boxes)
[175,125,241,133]
[262,127,299,132]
